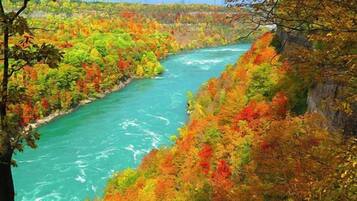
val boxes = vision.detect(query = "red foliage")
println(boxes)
[235,102,260,122]
[272,92,288,117]
[211,160,234,200]
[213,160,231,179]
[83,64,102,92]
[22,103,33,125]
[308,138,320,146]
[32,106,39,120]
[235,93,287,124]
[84,64,95,81]
[199,161,211,175]
[120,11,136,19]
[76,79,86,93]
[199,144,212,158]
[41,98,50,110]
[117,59,129,71]
[260,140,276,151]
[253,54,264,65]
[233,101,272,131]
[237,101,274,122]
[94,66,101,92]
[198,144,213,174]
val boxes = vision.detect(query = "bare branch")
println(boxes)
[237,20,261,41]
[0,0,5,17]
[12,0,29,21]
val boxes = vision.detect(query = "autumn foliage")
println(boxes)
[6,8,180,127]
[104,33,352,201]
[2,1,263,129]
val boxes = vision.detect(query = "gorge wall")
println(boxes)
[277,28,356,135]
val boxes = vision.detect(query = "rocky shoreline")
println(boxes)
[25,78,133,131]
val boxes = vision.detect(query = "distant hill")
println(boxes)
[84,0,226,5]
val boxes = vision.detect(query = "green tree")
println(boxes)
[0,1,63,200]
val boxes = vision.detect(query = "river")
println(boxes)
[13,43,250,201]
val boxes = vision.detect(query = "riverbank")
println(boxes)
[25,78,133,131]
[23,40,235,131]
[22,22,262,132]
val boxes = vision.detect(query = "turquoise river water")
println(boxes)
[13,43,250,201]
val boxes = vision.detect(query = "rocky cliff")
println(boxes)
[307,82,356,135]
[277,28,356,135]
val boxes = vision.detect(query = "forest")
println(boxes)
[0,0,355,201]
[2,1,262,128]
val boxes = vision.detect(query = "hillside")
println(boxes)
[1,1,263,128]
[103,33,356,201]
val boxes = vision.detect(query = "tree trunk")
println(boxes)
[0,17,14,201]
[1,24,9,128]
[0,148,15,201]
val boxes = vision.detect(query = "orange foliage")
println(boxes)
[120,11,136,19]
[139,149,159,171]
[198,144,213,174]
[104,192,123,201]
[177,133,194,152]
[23,66,38,81]
[253,47,276,65]
[155,177,175,200]
[207,79,218,97]
[21,103,33,125]
[160,153,175,175]
[60,41,73,48]
[271,92,288,118]
[104,32,344,201]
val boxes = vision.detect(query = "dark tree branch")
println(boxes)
[8,65,25,78]
[0,1,5,17]
[237,20,261,41]
[12,0,30,21]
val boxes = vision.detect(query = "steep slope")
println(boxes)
[103,33,355,201]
